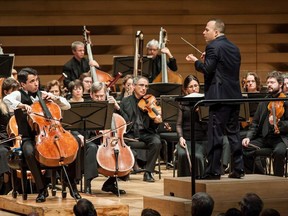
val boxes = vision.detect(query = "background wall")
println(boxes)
[0,0,288,85]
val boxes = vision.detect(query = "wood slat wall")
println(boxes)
[0,0,287,85]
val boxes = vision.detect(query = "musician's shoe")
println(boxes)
[36,188,49,203]
[199,173,221,180]
[69,183,82,200]
[143,172,155,182]
[85,180,92,194]
[101,183,126,196]
[228,170,245,179]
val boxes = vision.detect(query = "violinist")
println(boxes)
[0,77,20,194]
[146,39,178,83]
[3,68,81,202]
[84,82,125,195]
[116,74,134,102]
[242,71,288,176]
[119,76,162,182]
[63,41,99,88]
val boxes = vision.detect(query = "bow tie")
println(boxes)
[28,91,38,98]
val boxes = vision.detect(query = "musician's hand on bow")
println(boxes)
[89,60,100,68]
[186,54,198,63]
[18,103,32,113]
[179,137,186,148]
[154,115,162,124]
[77,134,84,147]
[107,95,120,110]
[242,138,250,148]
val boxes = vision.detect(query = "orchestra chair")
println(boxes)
[125,140,162,179]
[252,148,273,175]
[7,147,67,200]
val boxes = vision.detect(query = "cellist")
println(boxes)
[146,39,178,83]
[3,68,81,202]
[84,81,126,195]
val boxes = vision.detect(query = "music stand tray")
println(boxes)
[147,83,182,98]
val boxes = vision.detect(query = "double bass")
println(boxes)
[153,27,182,84]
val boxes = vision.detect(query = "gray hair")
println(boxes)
[133,76,149,85]
[146,39,159,48]
[71,41,85,51]
[90,81,106,93]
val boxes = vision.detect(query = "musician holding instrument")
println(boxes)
[63,41,99,88]
[119,76,162,182]
[146,39,178,83]
[176,75,207,178]
[3,68,81,202]
[242,71,288,177]
[186,18,244,180]
[84,82,126,195]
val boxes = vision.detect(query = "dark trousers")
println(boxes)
[243,136,286,176]
[84,142,99,181]
[205,104,243,175]
[138,132,162,173]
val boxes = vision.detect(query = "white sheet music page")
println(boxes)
[184,92,204,98]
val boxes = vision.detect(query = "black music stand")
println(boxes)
[147,83,182,98]
[62,101,114,191]
[160,95,179,123]
[113,55,153,77]
[0,54,15,77]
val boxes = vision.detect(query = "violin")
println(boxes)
[96,113,134,177]
[28,96,78,167]
[267,92,286,134]
[138,94,162,122]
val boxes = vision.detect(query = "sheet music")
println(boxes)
[184,92,204,98]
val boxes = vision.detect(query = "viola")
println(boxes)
[28,97,78,167]
[96,113,134,177]
[267,92,286,134]
[138,94,162,121]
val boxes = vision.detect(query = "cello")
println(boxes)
[153,27,183,84]
[28,93,78,167]
[96,113,134,177]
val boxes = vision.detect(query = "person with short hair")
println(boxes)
[239,193,263,216]
[192,192,214,216]
[73,198,97,216]
[141,208,161,216]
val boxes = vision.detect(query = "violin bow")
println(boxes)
[181,37,203,55]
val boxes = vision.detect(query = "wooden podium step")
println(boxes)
[143,195,191,216]
[143,174,288,216]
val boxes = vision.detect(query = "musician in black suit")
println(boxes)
[186,18,244,179]
[119,76,162,182]
[63,41,99,88]
[242,71,288,176]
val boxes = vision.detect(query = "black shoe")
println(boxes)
[69,184,81,199]
[102,183,126,196]
[228,170,245,179]
[85,180,92,194]
[36,188,49,203]
[200,173,221,180]
[143,172,155,182]
[131,168,146,174]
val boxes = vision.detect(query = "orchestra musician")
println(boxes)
[242,71,261,93]
[116,74,134,102]
[63,41,99,88]
[67,79,85,103]
[0,77,20,194]
[242,71,288,177]
[119,76,162,182]
[3,68,81,202]
[79,72,93,94]
[146,39,178,83]
[186,18,244,180]
[176,75,207,178]
[84,81,125,195]
[282,73,288,94]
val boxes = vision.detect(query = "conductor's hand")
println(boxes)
[179,137,186,148]
[154,115,162,124]
[186,54,198,63]
[242,138,250,147]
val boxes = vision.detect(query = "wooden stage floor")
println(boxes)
[1,168,288,215]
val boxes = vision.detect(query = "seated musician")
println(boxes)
[119,76,162,182]
[283,73,288,94]
[116,74,134,102]
[242,71,288,176]
[0,77,20,194]
[146,39,178,83]
[67,79,85,102]
[242,71,261,93]
[3,68,81,202]
[84,81,124,195]
[79,72,92,95]
[176,75,207,178]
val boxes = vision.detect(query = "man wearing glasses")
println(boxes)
[120,76,162,182]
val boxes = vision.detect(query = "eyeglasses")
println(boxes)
[136,84,149,89]
[187,84,199,89]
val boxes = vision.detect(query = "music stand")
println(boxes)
[147,83,182,98]
[160,95,179,123]
[62,101,114,191]
[0,54,15,77]
[113,55,153,77]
